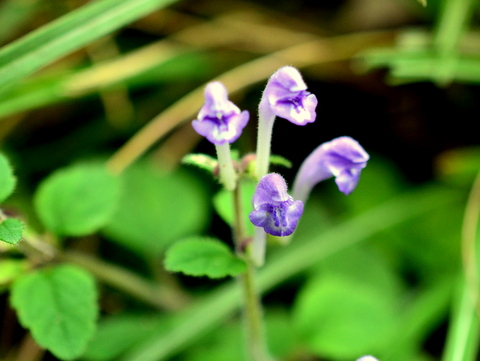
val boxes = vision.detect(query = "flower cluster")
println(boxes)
[191,67,368,262]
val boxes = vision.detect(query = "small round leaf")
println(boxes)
[165,237,246,278]
[293,275,398,359]
[11,265,98,360]
[103,163,209,256]
[34,163,121,236]
[0,218,24,245]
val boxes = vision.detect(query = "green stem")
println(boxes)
[232,181,270,361]
[215,143,237,191]
[255,98,275,179]
[250,226,267,267]
[61,251,190,311]
[461,169,480,314]
[432,0,476,84]
[241,261,270,361]
[442,277,479,361]
[233,184,246,249]
[433,0,476,55]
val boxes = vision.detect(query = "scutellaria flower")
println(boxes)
[256,67,317,178]
[249,173,304,237]
[292,136,369,202]
[262,66,317,125]
[192,82,249,145]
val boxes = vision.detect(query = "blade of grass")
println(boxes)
[0,0,41,45]
[433,0,476,56]
[0,44,195,120]
[120,186,461,361]
[442,278,479,361]
[0,0,178,95]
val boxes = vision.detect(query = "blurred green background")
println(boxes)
[1,0,480,360]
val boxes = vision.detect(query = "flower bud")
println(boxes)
[249,173,304,237]
[192,82,249,145]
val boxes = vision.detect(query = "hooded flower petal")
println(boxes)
[249,173,304,237]
[192,82,249,145]
[292,136,369,202]
[263,66,317,125]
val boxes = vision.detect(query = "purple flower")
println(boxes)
[192,82,249,145]
[263,66,317,125]
[292,136,369,202]
[249,173,304,237]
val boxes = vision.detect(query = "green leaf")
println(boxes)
[119,186,460,361]
[269,155,292,169]
[184,309,294,361]
[0,0,179,95]
[314,246,404,303]
[165,237,246,278]
[10,264,98,360]
[213,179,256,235]
[0,259,28,286]
[0,153,16,202]
[103,162,209,256]
[182,153,218,173]
[34,163,121,236]
[0,218,24,245]
[83,314,169,361]
[293,274,399,359]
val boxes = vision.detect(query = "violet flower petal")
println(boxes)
[264,66,317,125]
[192,82,249,145]
[249,173,304,237]
[292,136,369,202]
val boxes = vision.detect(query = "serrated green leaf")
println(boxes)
[293,275,399,359]
[11,264,98,360]
[0,218,24,245]
[213,179,256,235]
[34,163,121,236]
[165,237,246,278]
[182,154,218,173]
[103,162,209,256]
[0,153,16,202]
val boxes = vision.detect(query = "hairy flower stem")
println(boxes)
[255,99,275,179]
[241,261,271,361]
[232,183,270,361]
[215,143,237,191]
[251,227,267,267]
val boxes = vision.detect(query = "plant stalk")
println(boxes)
[255,98,275,180]
[215,143,237,191]
[232,182,270,361]
[241,260,270,361]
